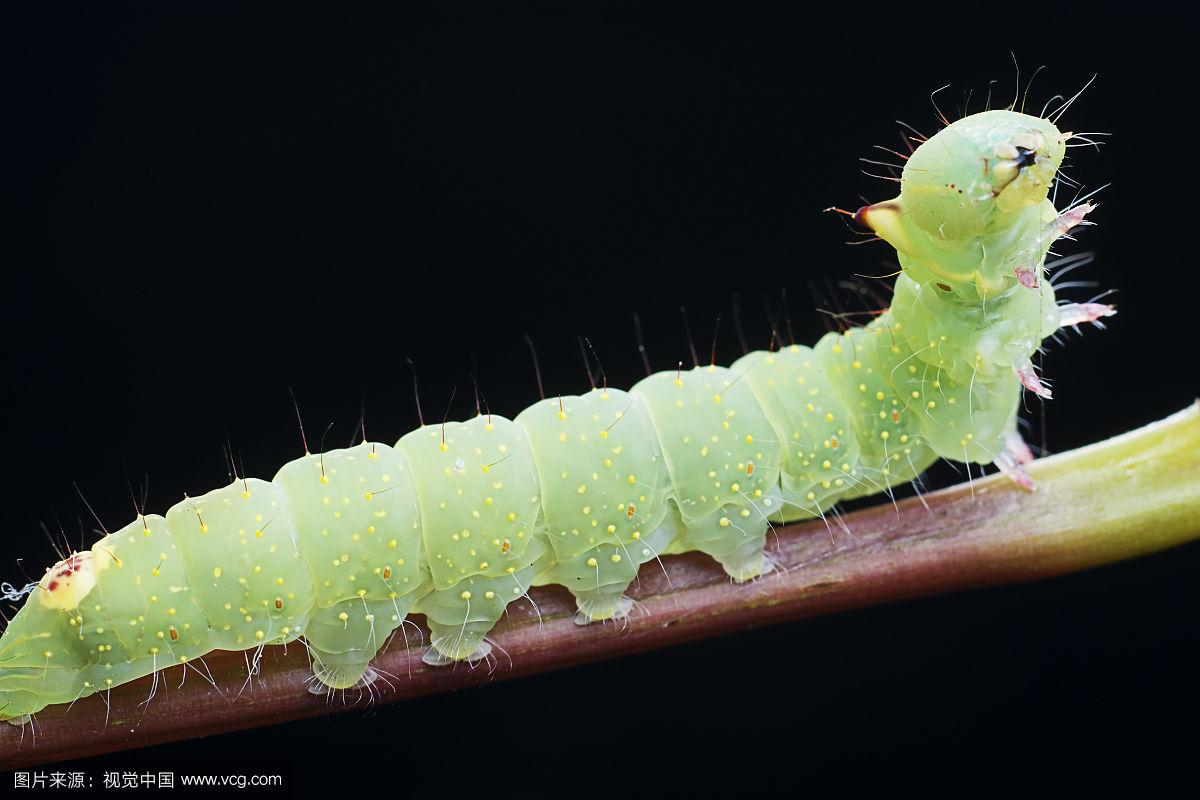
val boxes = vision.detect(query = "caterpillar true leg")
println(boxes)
[1014,357,1054,400]
[1057,302,1117,327]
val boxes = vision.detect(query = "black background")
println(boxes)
[2,2,1196,794]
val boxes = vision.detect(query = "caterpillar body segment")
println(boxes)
[0,107,1111,722]
[631,367,784,581]
[731,346,863,520]
[273,443,426,688]
[889,272,1058,386]
[518,389,673,622]
[396,416,544,662]
[165,480,314,654]
[814,327,939,498]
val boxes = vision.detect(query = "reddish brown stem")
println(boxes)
[2,403,1198,769]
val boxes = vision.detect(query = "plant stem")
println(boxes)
[2,403,1197,769]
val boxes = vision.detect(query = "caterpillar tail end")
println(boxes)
[3,715,32,727]
[573,592,635,625]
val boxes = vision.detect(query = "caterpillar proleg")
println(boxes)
[0,106,1111,723]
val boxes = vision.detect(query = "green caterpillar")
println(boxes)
[0,106,1112,724]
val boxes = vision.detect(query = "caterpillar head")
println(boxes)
[856,109,1071,298]
[900,109,1067,236]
